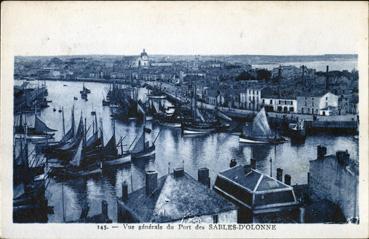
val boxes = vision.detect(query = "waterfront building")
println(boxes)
[246,86,264,111]
[261,89,297,113]
[117,168,237,223]
[308,146,359,222]
[214,163,299,223]
[296,92,339,116]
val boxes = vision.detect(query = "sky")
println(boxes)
[1,1,367,56]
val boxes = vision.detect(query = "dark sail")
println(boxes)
[60,126,74,143]
[34,116,56,133]
[104,134,118,158]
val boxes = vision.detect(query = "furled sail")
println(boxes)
[251,108,272,138]
[34,116,56,132]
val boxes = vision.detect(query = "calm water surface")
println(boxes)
[15,80,358,222]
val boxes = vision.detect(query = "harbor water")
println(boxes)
[14,80,358,223]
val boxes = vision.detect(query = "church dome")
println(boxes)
[140,49,148,57]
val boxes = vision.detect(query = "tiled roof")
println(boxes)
[121,172,236,223]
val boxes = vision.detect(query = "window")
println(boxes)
[270,100,272,104]
[212,214,219,223]
[289,107,294,112]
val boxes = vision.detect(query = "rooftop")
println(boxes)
[219,165,290,193]
[119,171,236,223]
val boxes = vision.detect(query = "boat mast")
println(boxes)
[100,117,104,146]
[62,182,65,222]
[62,107,65,136]
[143,114,146,150]
[83,117,87,147]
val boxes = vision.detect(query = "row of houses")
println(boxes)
[115,145,358,223]
[200,85,356,116]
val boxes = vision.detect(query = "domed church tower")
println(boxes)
[137,49,149,68]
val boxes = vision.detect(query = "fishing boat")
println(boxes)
[14,113,56,139]
[181,84,217,135]
[40,107,75,154]
[239,107,287,145]
[80,83,91,94]
[13,130,50,222]
[49,118,102,179]
[102,122,131,167]
[130,123,158,159]
[81,115,104,165]
[286,120,306,142]
[46,113,85,162]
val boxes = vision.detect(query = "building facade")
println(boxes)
[309,146,359,222]
[246,87,263,111]
[297,92,338,115]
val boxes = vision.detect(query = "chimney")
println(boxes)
[276,168,283,181]
[101,200,108,219]
[326,65,329,91]
[145,170,158,195]
[284,174,291,186]
[122,181,128,201]
[250,159,257,169]
[336,150,350,166]
[198,168,210,188]
[244,164,252,174]
[317,145,327,160]
[173,168,184,178]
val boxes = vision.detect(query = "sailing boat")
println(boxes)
[50,118,102,179]
[15,112,56,140]
[42,106,75,153]
[13,125,49,222]
[82,115,104,166]
[239,107,287,144]
[49,112,85,162]
[102,120,131,167]
[130,120,156,159]
[287,119,306,143]
[181,84,216,135]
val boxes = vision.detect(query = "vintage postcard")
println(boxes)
[1,1,368,238]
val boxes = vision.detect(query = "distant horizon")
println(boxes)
[15,53,358,58]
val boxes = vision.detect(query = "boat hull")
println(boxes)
[131,145,155,159]
[182,127,215,135]
[103,154,131,167]
[239,136,287,145]
[159,121,181,128]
